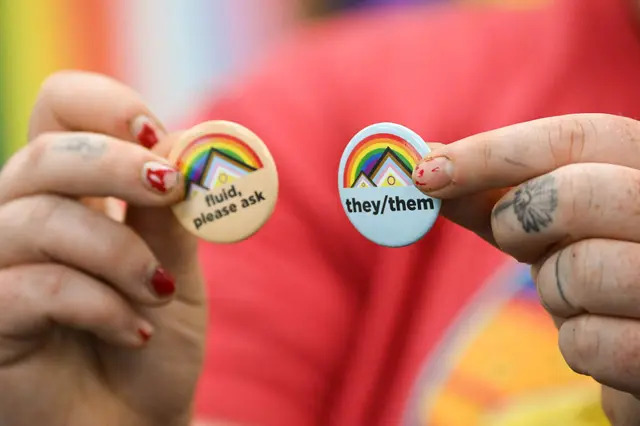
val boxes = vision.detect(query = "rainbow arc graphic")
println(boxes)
[175,133,263,195]
[343,133,421,188]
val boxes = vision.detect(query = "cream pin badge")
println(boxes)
[169,121,278,243]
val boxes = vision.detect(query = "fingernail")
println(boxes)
[413,156,453,191]
[130,115,163,149]
[138,322,154,345]
[150,266,175,297]
[142,162,181,194]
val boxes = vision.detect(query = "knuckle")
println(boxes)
[87,292,121,326]
[560,316,599,374]
[42,265,69,299]
[120,248,154,286]
[0,133,59,199]
[0,195,65,235]
[563,119,588,163]
[482,142,492,168]
[0,150,22,184]
[98,226,154,286]
[555,164,590,224]
[38,70,79,98]
[0,145,33,188]
[545,114,627,165]
[0,268,26,326]
[24,132,56,167]
[545,118,587,165]
[0,268,22,301]
[567,241,603,303]
[27,195,67,230]
[533,257,555,308]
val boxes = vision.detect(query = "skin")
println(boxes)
[8,87,639,426]
[0,71,206,426]
[4,4,640,422]
[414,113,640,425]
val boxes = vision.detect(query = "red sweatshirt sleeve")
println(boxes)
[191,22,383,425]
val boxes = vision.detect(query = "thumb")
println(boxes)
[126,131,203,302]
[418,143,508,245]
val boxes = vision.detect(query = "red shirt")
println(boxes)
[193,0,638,423]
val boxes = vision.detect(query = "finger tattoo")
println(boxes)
[492,199,514,217]
[493,174,558,233]
[555,248,576,310]
[51,135,107,160]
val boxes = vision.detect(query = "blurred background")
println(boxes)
[0,0,542,163]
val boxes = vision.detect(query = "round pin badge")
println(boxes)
[338,122,441,247]
[169,121,278,243]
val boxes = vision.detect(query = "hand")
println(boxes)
[0,71,206,426]
[413,113,640,425]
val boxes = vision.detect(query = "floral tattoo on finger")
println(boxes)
[493,174,559,233]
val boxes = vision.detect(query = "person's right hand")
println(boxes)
[0,71,207,426]
[412,113,640,425]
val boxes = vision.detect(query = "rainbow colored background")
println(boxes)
[0,0,541,164]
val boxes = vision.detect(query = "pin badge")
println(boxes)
[169,121,278,243]
[338,122,441,247]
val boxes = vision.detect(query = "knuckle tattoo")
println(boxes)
[493,174,558,233]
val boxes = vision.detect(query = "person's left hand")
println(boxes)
[412,113,640,425]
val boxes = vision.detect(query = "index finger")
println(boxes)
[412,113,640,198]
[29,70,165,149]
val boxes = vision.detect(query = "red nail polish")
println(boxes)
[412,157,453,191]
[131,115,161,149]
[139,328,152,343]
[143,162,179,193]
[138,124,158,149]
[151,267,175,297]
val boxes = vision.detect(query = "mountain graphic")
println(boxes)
[352,172,375,188]
[350,147,413,188]
[187,148,257,196]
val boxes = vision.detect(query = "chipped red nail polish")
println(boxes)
[138,328,152,343]
[412,157,453,191]
[131,115,162,149]
[138,124,158,149]
[150,267,175,297]
[142,162,180,193]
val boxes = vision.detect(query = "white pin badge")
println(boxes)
[169,121,278,243]
[338,122,441,247]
